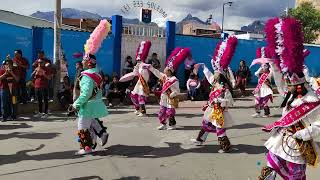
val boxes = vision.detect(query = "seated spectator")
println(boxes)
[0,57,20,121]
[187,73,201,101]
[57,76,72,110]
[147,53,161,89]
[107,76,125,107]
[102,74,110,97]
[122,56,134,75]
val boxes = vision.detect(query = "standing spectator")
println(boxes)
[147,53,161,89]
[102,74,110,97]
[186,73,201,101]
[122,56,134,75]
[0,58,20,121]
[73,61,84,102]
[32,59,52,118]
[33,51,51,69]
[184,54,195,86]
[57,76,72,110]
[13,50,29,104]
[235,60,250,97]
[107,76,125,107]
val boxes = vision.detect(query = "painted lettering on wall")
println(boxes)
[121,1,168,18]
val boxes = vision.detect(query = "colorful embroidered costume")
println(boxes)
[258,17,320,180]
[191,35,238,152]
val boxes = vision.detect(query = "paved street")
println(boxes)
[0,95,319,180]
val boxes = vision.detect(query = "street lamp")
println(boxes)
[222,1,233,32]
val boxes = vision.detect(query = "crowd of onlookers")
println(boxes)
[0,49,251,122]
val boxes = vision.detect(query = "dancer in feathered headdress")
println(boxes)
[72,19,111,155]
[145,47,189,130]
[120,40,152,117]
[258,17,320,180]
[190,35,237,153]
[250,47,274,118]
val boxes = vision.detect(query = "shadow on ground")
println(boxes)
[70,176,104,180]
[176,123,263,131]
[0,123,33,130]
[94,142,267,158]
[0,132,60,141]
[113,176,140,180]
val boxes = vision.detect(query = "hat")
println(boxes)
[136,41,152,62]
[83,54,97,65]
[211,35,238,74]
[166,47,190,72]
[265,17,305,86]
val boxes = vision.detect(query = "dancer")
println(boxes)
[251,47,273,118]
[258,17,320,180]
[72,20,110,155]
[120,41,152,117]
[190,35,237,153]
[147,47,189,130]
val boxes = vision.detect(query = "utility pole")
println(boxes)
[222,1,233,32]
[53,0,61,100]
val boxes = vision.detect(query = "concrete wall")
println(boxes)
[121,35,166,75]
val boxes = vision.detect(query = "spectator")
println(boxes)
[147,53,161,70]
[32,59,52,118]
[12,50,29,104]
[147,53,161,89]
[57,76,72,110]
[0,58,20,121]
[200,78,210,100]
[235,60,250,97]
[153,79,162,103]
[102,74,110,97]
[107,76,125,107]
[73,61,84,102]
[187,73,201,101]
[184,54,195,87]
[122,56,134,75]
[33,51,51,69]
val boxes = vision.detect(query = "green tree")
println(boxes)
[289,2,320,44]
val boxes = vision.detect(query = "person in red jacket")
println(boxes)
[32,59,52,118]
[0,57,20,121]
[13,49,29,104]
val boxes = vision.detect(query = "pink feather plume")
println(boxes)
[281,17,304,73]
[84,19,111,55]
[135,41,152,62]
[220,36,238,69]
[166,47,191,71]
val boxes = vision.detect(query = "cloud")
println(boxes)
[0,0,295,29]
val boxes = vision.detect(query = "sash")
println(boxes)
[139,74,150,95]
[253,72,270,95]
[161,78,177,94]
[316,88,320,97]
[81,72,102,86]
[262,101,320,132]
[80,72,103,100]
[209,89,223,103]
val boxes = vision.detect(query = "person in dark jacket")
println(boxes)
[235,60,250,97]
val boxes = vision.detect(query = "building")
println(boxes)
[296,0,320,8]
[182,22,221,37]
[0,9,84,31]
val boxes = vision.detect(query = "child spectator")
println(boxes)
[107,76,125,106]
[186,73,201,101]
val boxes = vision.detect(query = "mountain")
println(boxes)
[31,8,157,26]
[175,14,207,34]
[31,8,102,22]
[240,20,265,33]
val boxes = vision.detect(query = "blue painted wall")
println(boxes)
[304,45,320,77]
[0,22,33,76]
[40,28,114,80]
[0,22,114,81]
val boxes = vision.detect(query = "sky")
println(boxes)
[0,0,295,29]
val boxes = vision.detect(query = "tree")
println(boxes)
[289,2,320,44]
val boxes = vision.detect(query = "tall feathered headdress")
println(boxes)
[265,17,305,86]
[211,36,238,73]
[83,19,111,64]
[250,47,270,68]
[166,47,190,72]
[136,41,152,62]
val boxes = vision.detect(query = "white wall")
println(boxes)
[121,34,166,75]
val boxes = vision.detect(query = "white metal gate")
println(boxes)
[121,24,166,75]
